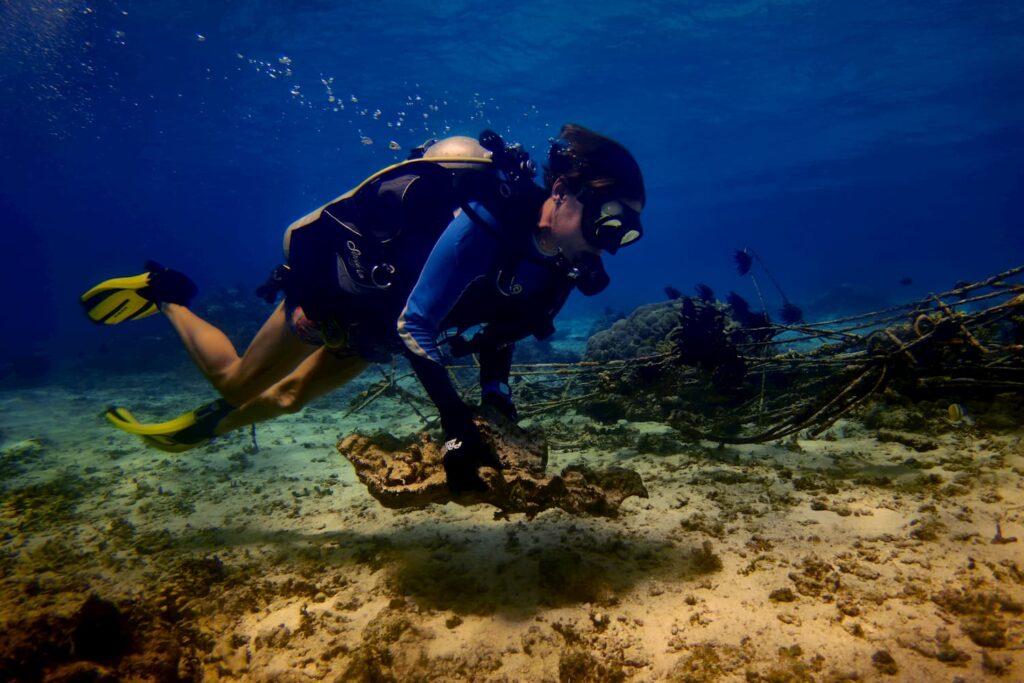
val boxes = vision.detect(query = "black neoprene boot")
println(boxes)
[139,260,198,307]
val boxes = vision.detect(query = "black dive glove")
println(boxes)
[139,260,198,307]
[481,381,518,421]
[479,344,517,421]
[405,350,504,494]
[441,410,503,495]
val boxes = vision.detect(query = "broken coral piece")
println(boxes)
[338,412,647,518]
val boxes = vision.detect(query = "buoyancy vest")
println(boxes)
[269,136,572,354]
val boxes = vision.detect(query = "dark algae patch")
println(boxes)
[932,588,1024,648]
[2,472,92,532]
[0,593,183,682]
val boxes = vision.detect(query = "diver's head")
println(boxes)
[541,123,645,257]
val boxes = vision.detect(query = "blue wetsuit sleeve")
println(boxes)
[399,206,500,435]
[398,207,499,365]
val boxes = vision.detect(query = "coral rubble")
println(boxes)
[338,412,648,517]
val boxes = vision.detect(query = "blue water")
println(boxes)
[1,0,1022,366]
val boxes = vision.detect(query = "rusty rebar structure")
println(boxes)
[345,265,1023,443]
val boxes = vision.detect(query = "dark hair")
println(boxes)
[543,123,645,206]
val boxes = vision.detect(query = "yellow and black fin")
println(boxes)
[80,273,158,325]
[105,399,233,453]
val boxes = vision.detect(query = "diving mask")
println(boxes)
[577,189,643,254]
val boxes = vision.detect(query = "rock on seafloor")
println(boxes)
[337,411,648,518]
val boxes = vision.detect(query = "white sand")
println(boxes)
[1,370,1021,681]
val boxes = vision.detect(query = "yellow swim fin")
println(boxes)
[105,405,199,436]
[105,407,199,453]
[105,399,233,453]
[80,261,197,325]
[80,272,158,325]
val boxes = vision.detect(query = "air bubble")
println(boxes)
[360,135,373,145]
[278,55,291,65]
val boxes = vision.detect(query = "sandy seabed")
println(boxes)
[1,367,1022,682]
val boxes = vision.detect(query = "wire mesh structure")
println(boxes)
[344,265,1024,444]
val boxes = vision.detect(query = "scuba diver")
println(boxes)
[80,123,646,492]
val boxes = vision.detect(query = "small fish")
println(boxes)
[899,277,913,286]
[947,403,974,425]
[388,141,401,151]
[360,135,373,145]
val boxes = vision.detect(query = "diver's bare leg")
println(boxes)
[161,302,313,405]
[214,347,368,434]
